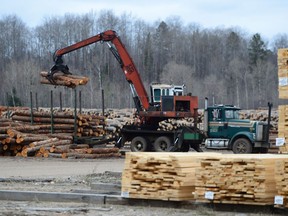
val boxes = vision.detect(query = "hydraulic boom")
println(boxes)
[48,30,150,112]
[47,29,198,124]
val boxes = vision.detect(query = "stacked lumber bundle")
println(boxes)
[122,153,288,205]
[194,154,287,205]
[121,152,203,201]
[40,71,89,88]
[277,105,288,153]
[275,158,288,208]
[278,48,288,99]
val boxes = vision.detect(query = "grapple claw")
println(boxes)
[46,63,71,85]
[46,54,72,85]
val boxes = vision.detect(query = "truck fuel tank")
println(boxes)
[205,138,229,149]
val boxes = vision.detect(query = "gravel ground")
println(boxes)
[0,156,287,216]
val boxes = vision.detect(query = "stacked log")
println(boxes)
[11,109,106,138]
[40,71,89,88]
[0,108,122,158]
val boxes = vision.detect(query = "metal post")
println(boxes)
[30,91,34,125]
[50,90,54,134]
[35,92,38,111]
[74,88,78,144]
[79,90,82,114]
[59,92,63,112]
[266,102,273,146]
[97,66,105,116]
[102,89,105,116]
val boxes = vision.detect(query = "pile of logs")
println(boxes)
[11,109,106,137]
[0,107,122,158]
[122,152,288,207]
[40,71,89,88]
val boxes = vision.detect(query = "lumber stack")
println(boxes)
[122,152,288,206]
[277,105,288,153]
[121,152,204,201]
[40,71,89,88]
[194,154,287,205]
[278,48,288,99]
[275,158,288,208]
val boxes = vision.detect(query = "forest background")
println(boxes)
[1,10,288,110]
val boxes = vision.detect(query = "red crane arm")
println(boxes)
[50,30,150,111]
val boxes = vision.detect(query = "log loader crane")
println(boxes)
[46,29,272,154]
[47,30,204,152]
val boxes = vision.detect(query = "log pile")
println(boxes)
[11,109,106,137]
[0,108,122,158]
[40,71,89,88]
[278,48,288,99]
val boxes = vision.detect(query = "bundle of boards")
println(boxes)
[122,152,288,207]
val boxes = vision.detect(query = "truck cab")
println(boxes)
[204,104,270,153]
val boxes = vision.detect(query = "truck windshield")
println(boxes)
[225,110,240,119]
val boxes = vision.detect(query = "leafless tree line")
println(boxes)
[0,10,288,109]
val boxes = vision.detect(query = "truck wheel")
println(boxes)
[232,138,252,154]
[130,136,148,152]
[154,136,172,152]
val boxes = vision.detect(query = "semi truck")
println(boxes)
[45,29,271,154]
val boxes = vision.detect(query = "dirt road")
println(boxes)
[0,157,125,178]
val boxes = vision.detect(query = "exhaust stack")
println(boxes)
[204,97,208,134]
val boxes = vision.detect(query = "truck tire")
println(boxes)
[232,138,252,154]
[154,136,172,152]
[130,136,148,152]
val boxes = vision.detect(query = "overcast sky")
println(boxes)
[0,0,287,41]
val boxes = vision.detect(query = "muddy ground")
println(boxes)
[0,156,287,216]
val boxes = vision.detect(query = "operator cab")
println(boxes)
[148,83,197,113]
[150,83,185,104]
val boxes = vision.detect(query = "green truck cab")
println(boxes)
[204,104,271,153]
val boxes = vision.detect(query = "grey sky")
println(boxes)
[0,0,287,41]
